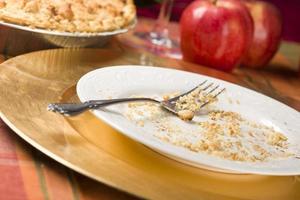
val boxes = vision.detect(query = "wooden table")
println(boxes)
[0,18,299,200]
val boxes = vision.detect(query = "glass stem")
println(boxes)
[149,0,174,48]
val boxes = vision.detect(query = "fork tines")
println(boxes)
[198,81,226,108]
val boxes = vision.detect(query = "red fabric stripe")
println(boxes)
[0,121,27,200]
[0,165,28,200]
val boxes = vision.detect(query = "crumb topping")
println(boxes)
[0,0,136,32]
[175,87,216,112]
[173,86,218,121]
[124,92,294,163]
[177,110,195,121]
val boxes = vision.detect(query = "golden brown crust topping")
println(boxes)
[0,0,136,33]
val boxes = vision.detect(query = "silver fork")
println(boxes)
[47,80,225,117]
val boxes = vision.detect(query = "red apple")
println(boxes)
[241,0,282,68]
[180,0,253,72]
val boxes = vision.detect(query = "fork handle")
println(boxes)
[47,98,159,116]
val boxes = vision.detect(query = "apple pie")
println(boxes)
[0,0,136,33]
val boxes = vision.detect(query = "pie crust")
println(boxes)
[0,0,136,33]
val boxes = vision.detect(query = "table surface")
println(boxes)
[0,17,299,200]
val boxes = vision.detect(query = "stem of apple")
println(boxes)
[212,0,218,5]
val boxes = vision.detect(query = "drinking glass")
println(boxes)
[121,0,182,59]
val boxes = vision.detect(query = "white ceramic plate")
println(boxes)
[77,65,300,175]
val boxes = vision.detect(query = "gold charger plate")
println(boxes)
[0,48,299,200]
